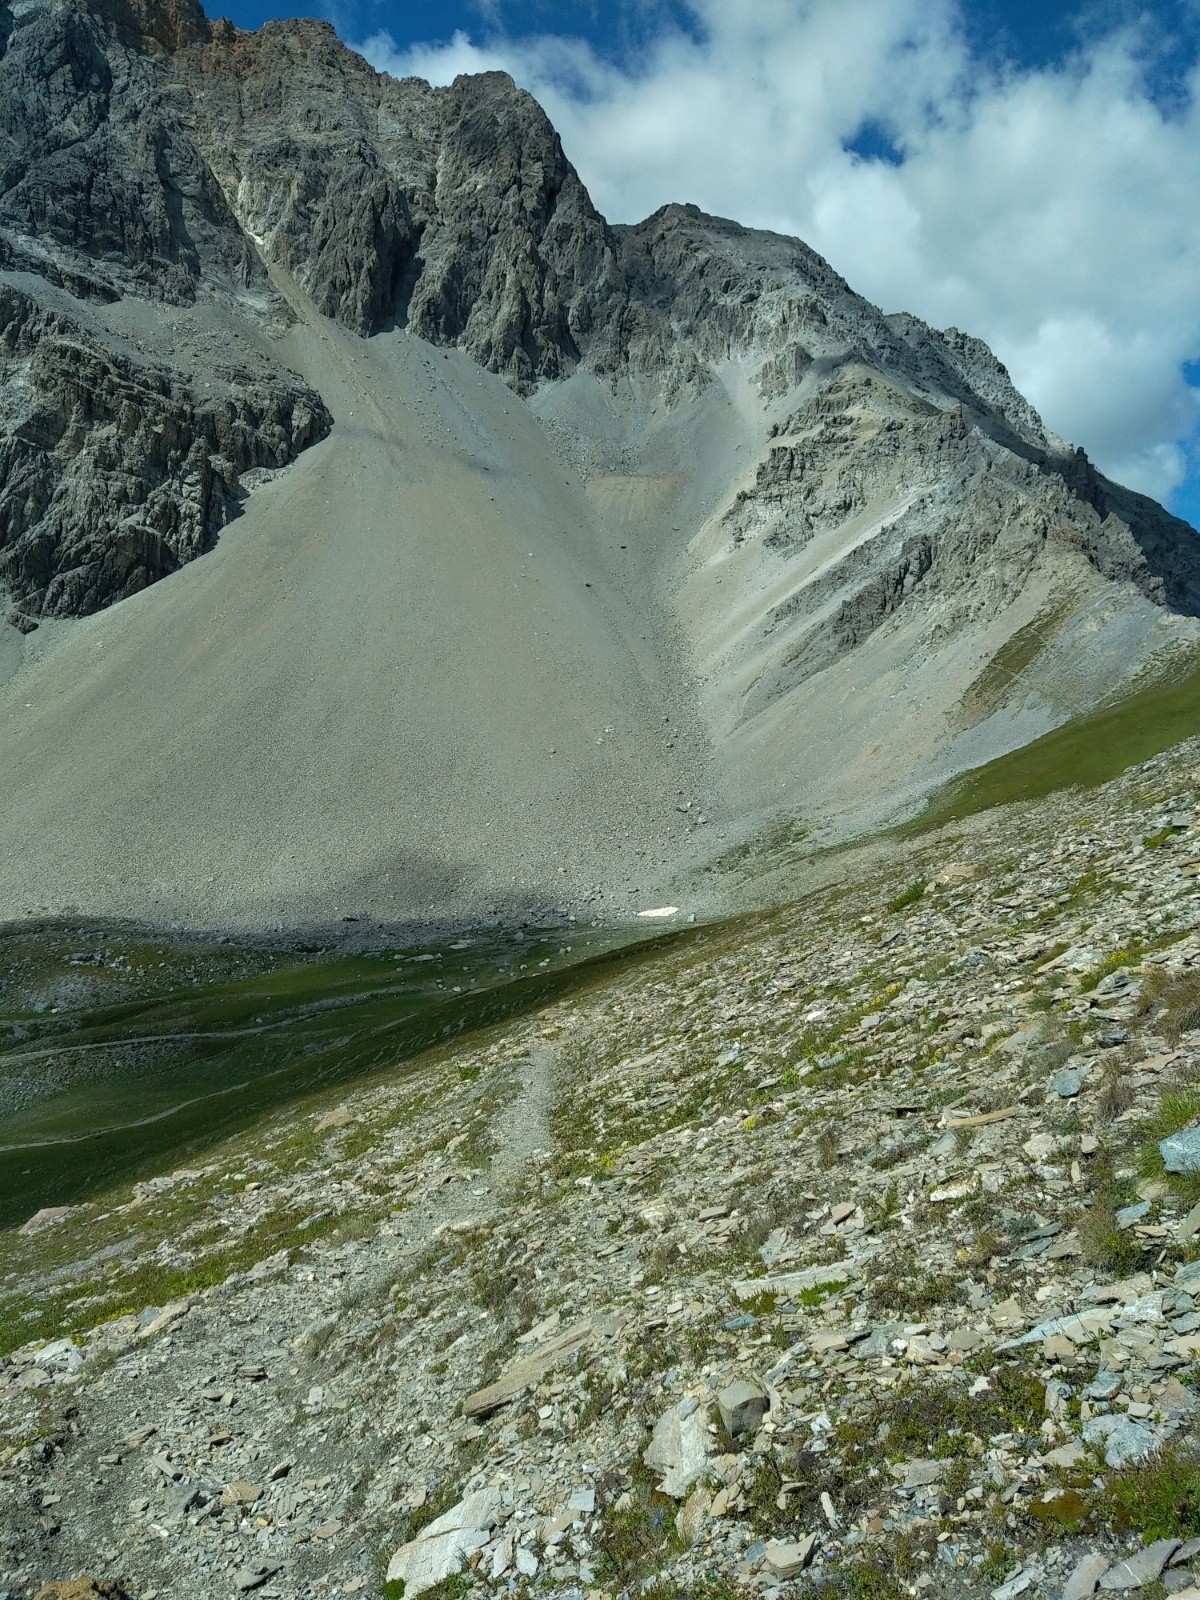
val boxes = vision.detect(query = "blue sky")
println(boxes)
[219,0,1200,82]
[212,0,1200,527]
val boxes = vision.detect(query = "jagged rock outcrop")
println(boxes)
[175,25,623,381]
[717,363,1200,707]
[612,207,1200,686]
[0,284,329,619]
[0,0,337,620]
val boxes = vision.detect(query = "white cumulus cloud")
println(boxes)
[357,1,1200,511]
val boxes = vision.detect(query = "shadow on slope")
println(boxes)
[0,919,694,1230]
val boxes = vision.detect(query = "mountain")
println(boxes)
[1,0,1198,928]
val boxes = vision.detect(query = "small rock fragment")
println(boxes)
[220,1481,263,1509]
[993,1567,1042,1600]
[764,1533,817,1578]
[1051,1067,1087,1098]
[1064,1553,1111,1600]
[232,1565,280,1594]
[675,1486,712,1544]
[718,1377,768,1437]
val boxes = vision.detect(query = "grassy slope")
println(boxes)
[911,653,1200,832]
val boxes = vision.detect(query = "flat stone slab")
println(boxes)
[732,1258,860,1302]
[765,1534,817,1577]
[643,1397,714,1498]
[1098,1539,1180,1590]
[386,1528,490,1595]
[945,1106,1022,1129]
[810,1328,868,1354]
[463,1314,620,1416]
[1064,1553,1111,1600]
[1001,1308,1113,1349]
[903,1459,945,1489]
[1083,1414,1160,1467]
[386,1490,499,1596]
[1161,1129,1200,1173]
[992,1566,1042,1600]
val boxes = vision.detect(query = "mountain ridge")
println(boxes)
[0,0,1198,928]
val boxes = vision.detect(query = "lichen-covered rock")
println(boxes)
[1160,1127,1200,1174]
[643,1397,714,1497]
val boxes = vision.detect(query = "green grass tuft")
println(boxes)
[1143,825,1185,849]
[887,880,927,913]
[908,651,1200,832]
[592,1461,682,1594]
[1093,1445,1200,1540]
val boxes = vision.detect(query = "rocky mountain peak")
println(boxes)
[4,20,1200,1595]
[0,0,1199,908]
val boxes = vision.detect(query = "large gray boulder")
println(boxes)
[385,1489,500,1597]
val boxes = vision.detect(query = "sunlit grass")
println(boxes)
[910,652,1200,831]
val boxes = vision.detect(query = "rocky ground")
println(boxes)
[3,741,1200,1600]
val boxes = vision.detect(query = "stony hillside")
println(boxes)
[3,743,1200,1598]
[0,284,329,618]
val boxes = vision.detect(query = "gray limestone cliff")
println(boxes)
[0,284,329,619]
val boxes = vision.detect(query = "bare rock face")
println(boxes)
[719,362,1200,707]
[175,23,623,385]
[0,284,329,620]
[0,0,334,620]
[603,205,1200,702]
[0,0,262,307]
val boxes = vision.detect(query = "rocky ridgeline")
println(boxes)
[2,0,1199,635]
[2,744,1200,1598]
[723,369,1198,709]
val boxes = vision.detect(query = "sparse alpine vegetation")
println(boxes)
[4,4,1200,1598]
[2,737,1200,1596]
